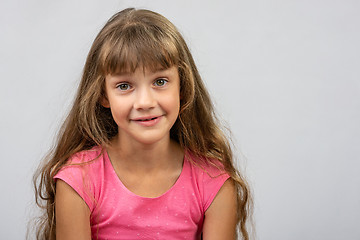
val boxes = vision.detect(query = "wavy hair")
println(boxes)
[33,8,252,239]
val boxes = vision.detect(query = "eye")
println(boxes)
[116,83,131,91]
[154,78,168,87]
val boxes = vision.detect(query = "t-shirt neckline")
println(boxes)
[104,149,188,200]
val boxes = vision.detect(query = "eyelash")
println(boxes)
[116,83,131,91]
[116,78,168,91]
[154,78,168,87]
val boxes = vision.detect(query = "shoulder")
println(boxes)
[66,145,104,165]
[54,145,106,183]
[185,151,230,211]
[185,150,229,179]
[53,145,106,210]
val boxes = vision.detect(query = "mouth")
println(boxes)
[132,115,162,122]
[132,115,163,127]
[135,117,158,121]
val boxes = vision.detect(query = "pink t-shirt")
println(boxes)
[54,146,230,240]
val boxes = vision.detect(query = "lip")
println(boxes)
[132,115,160,121]
[131,115,163,127]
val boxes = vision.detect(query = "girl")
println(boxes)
[34,8,252,240]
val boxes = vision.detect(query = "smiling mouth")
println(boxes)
[132,116,162,126]
[133,116,160,122]
[136,117,158,121]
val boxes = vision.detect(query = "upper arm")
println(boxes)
[55,179,92,240]
[202,178,238,240]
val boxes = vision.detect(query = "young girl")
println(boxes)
[34,8,251,240]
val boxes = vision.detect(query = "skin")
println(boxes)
[55,66,237,239]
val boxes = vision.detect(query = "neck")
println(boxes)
[107,134,183,173]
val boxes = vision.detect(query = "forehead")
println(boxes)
[108,65,179,79]
[112,63,171,76]
[100,28,179,76]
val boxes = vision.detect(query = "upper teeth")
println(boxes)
[140,117,156,121]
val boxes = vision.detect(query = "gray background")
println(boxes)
[1,0,359,239]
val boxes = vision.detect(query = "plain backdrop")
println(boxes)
[1,0,359,239]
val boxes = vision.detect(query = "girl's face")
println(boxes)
[103,66,180,146]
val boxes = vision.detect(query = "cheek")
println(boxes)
[108,98,131,122]
[162,92,180,110]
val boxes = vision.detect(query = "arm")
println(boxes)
[202,178,238,240]
[55,179,92,240]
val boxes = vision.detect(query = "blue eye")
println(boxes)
[117,83,130,91]
[154,78,167,86]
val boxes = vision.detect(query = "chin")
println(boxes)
[134,134,169,146]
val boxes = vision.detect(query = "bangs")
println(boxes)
[100,24,179,74]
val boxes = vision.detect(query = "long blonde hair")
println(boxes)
[33,8,252,239]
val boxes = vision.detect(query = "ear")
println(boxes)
[100,95,110,108]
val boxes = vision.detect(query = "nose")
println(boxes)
[133,87,156,110]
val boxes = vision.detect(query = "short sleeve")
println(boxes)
[200,162,230,211]
[54,150,100,211]
[203,169,230,211]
